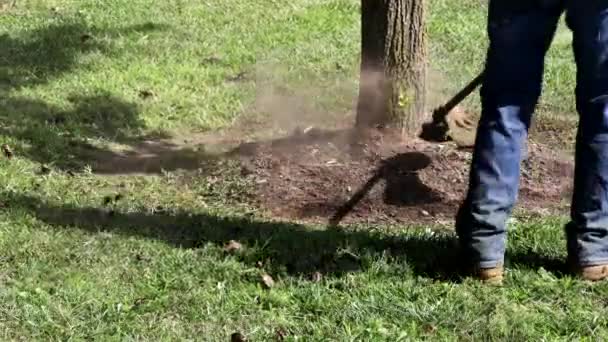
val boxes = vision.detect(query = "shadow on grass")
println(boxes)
[0,19,169,89]
[1,93,222,173]
[0,19,220,173]
[3,192,569,281]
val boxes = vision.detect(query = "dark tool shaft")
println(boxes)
[432,72,484,122]
[419,71,484,142]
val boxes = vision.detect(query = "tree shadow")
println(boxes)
[2,192,570,281]
[1,91,221,173]
[0,19,219,173]
[0,19,168,89]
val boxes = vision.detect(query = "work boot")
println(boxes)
[457,245,504,285]
[566,253,608,281]
[471,265,504,285]
[579,264,608,282]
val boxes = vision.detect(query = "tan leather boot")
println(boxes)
[468,265,504,286]
[474,265,504,285]
[579,264,608,282]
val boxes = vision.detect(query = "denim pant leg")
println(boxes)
[565,3,608,266]
[455,3,562,268]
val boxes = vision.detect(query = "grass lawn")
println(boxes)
[1,0,604,340]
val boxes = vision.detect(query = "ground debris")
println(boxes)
[223,240,243,254]
[39,164,52,175]
[2,144,13,159]
[230,332,247,342]
[275,328,288,341]
[138,89,155,99]
[80,33,93,43]
[260,273,275,289]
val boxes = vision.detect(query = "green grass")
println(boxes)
[0,0,600,340]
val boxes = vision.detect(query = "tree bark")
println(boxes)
[356,0,427,136]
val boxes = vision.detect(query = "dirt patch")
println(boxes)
[72,138,217,175]
[530,114,577,152]
[234,127,574,226]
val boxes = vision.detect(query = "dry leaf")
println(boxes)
[261,273,275,289]
[275,328,288,341]
[423,324,438,334]
[202,56,223,65]
[226,71,248,82]
[80,33,93,43]
[223,240,243,253]
[138,89,155,99]
[231,332,247,342]
[40,164,51,175]
[2,144,13,159]
[303,126,314,134]
[103,196,113,206]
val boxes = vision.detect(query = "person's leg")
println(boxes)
[456,1,563,273]
[565,2,608,279]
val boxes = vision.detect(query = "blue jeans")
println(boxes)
[456,1,608,268]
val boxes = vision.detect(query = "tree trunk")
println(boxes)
[356,0,427,136]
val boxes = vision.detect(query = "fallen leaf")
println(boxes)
[303,126,315,134]
[275,328,288,341]
[48,115,66,125]
[135,254,151,262]
[202,56,223,65]
[261,273,275,289]
[138,89,155,99]
[231,332,247,342]
[133,297,146,308]
[2,144,13,159]
[80,33,93,43]
[0,1,15,12]
[240,166,254,177]
[226,71,248,82]
[305,127,323,137]
[423,324,438,334]
[103,196,113,206]
[223,240,243,253]
[40,164,51,175]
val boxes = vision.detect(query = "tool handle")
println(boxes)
[432,72,484,122]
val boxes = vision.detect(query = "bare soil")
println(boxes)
[232,127,574,226]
